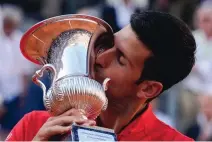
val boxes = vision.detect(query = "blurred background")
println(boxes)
[0,0,212,141]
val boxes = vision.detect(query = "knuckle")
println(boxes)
[60,127,68,133]
[47,128,53,134]
[60,118,67,124]
[47,117,54,121]
[57,116,74,125]
[65,116,75,122]
[66,109,78,115]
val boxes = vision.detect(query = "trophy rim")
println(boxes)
[20,14,113,65]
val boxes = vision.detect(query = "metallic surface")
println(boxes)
[50,76,108,118]
[21,15,113,117]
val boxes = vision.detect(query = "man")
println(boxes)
[0,4,29,102]
[193,0,212,63]
[184,92,212,141]
[6,11,196,141]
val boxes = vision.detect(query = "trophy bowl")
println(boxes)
[20,14,114,119]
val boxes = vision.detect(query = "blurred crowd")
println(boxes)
[0,0,212,141]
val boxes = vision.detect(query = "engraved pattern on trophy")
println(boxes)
[51,76,108,119]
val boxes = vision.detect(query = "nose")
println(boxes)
[95,48,115,68]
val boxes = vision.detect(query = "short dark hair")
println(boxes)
[130,11,196,93]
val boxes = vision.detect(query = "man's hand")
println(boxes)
[32,109,96,141]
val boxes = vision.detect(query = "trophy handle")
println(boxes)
[102,78,110,91]
[32,64,57,110]
[102,78,110,111]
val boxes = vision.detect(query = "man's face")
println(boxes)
[91,25,152,102]
[197,9,212,38]
[3,18,17,37]
[198,95,212,120]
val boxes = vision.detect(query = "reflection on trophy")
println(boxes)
[20,14,116,141]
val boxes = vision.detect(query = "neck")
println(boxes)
[97,97,146,133]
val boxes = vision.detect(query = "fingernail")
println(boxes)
[83,120,96,126]
[81,115,88,120]
[78,109,86,114]
[88,120,96,124]
[66,125,72,132]
[89,120,96,126]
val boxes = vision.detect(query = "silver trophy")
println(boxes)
[20,15,116,141]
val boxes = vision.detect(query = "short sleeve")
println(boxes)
[5,111,49,141]
[5,112,31,141]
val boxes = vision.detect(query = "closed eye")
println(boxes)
[116,49,126,66]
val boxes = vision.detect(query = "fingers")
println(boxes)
[47,115,88,126]
[46,109,88,127]
[82,120,96,127]
[33,109,96,141]
[60,109,86,117]
[44,125,72,138]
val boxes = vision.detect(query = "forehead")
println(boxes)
[198,8,212,19]
[114,25,152,67]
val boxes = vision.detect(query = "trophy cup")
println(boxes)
[20,14,116,141]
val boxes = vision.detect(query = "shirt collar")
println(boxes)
[118,104,156,137]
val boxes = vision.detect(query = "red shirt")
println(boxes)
[5,105,193,141]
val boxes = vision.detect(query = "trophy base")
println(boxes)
[64,123,117,141]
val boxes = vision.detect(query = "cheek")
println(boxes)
[105,67,137,98]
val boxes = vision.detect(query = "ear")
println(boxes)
[136,81,163,99]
